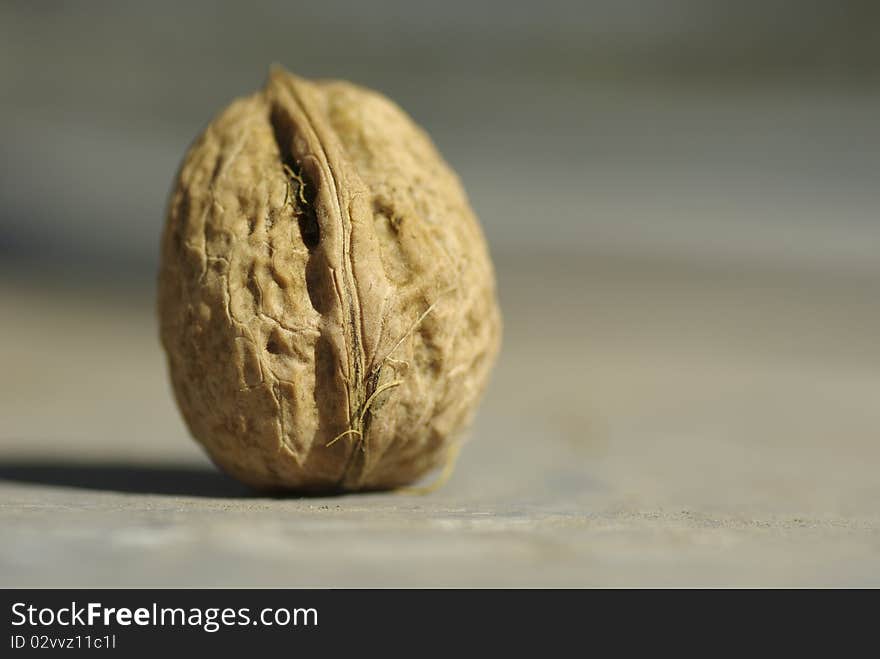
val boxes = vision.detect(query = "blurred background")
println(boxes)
[2,0,880,277]
[1,1,879,586]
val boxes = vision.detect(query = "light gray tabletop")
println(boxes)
[2,255,878,587]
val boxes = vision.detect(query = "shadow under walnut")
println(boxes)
[158,67,501,493]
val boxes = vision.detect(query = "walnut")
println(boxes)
[158,67,501,492]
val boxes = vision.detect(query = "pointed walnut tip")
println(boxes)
[266,64,303,90]
[267,62,287,78]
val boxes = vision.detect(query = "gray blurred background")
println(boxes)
[2,0,879,277]
[2,1,879,586]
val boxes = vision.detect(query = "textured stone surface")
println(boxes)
[159,70,500,492]
[1,257,879,587]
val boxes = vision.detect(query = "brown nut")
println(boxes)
[158,67,501,493]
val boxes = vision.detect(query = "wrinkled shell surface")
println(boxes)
[158,68,501,492]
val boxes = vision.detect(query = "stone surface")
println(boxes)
[1,256,879,586]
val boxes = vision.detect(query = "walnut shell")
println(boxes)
[158,68,501,492]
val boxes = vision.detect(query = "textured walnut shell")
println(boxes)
[158,68,501,492]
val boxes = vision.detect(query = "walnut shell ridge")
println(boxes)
[158,68,501,492]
